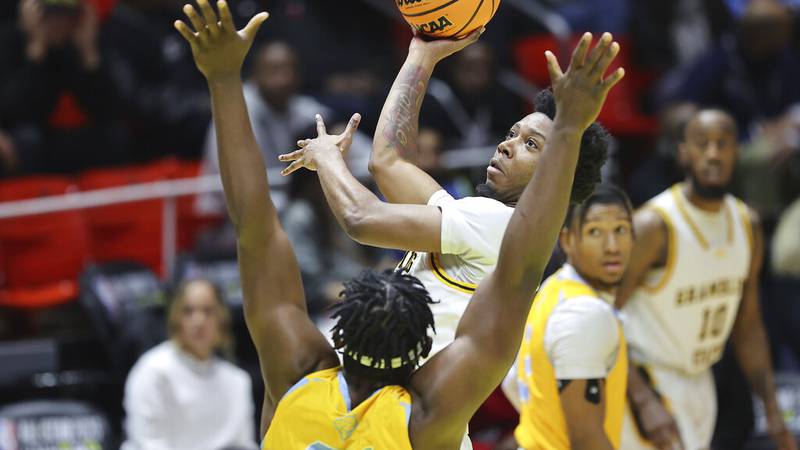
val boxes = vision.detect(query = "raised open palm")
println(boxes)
[174,0,268,80]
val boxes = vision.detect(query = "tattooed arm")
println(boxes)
[370,31,482,204]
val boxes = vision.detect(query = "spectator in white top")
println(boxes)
[122,278,257,450]
[197,40,370,216]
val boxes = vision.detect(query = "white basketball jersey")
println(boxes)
[398,190,514,359]
[622,185,753,375]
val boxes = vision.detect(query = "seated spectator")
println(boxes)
[772,195,800,277]
[657,0,800,138]
[196,40,371,217]
[196,41,330,216]
[420,42,524,152]
[122,278,257,450]
[0,0,128,174]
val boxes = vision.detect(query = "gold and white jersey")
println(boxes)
[398,190,514,359]
[621,184,753,375]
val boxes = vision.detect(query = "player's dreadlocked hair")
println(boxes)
[330,269,436,385]
[534,88,610,205]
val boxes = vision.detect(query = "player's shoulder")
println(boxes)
[451,195,513,215]
[727,194,761,229]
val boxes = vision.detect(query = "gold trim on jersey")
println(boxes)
[735,200,754,258]
[670,184,734,250]
[641,206,677,294]
[429,253,476,294]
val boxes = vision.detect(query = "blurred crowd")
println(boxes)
[2,0,800,448]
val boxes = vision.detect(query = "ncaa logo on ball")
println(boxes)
[414,16,453,34]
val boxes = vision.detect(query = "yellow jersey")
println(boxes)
[514,268,628,449]
[262,367,413,450]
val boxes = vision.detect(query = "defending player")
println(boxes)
[280,30,612,361]
[173,2,624,448]
[505,185,634,450]
[616,109,796,450]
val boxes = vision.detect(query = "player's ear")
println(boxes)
[558,227,573,255]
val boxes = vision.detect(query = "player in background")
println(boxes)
[502,185,634,450]
[616,109,796,450]
[174,1,625,447]
[281,30,611,360]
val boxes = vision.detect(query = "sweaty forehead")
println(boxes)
[518,112,554,138]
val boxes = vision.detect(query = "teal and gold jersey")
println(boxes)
[262,367,413,450]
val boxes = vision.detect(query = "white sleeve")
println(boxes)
[438,196,513,258]
[122,364,174,450]
[544,297,619,380]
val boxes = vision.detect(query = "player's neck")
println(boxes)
[341,370,389,408]
[682,183,724,213]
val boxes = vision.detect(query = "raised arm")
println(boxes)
[280,115,444,253]
[369,31,480,204]
[730,209,796,450]
[175,0,337,403]
[409,33,625,445]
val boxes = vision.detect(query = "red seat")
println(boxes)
[78,159,180,276]
[512,34,658,136]
[0,176,88,308]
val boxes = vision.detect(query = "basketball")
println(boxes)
[397,0,500,39]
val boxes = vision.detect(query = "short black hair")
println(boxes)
[563,183,633,231]
[534,88,610,205]
[330,269,435,385]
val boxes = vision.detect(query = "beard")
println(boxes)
[475,183,499,200]
[688,170,730,200]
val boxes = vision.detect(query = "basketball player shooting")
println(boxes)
[280,29,612,366]
[615,109,796,450]
[174,1,623,447]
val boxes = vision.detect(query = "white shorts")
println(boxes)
[620,365,717,450]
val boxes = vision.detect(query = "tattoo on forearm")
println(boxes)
[381,64,429,161]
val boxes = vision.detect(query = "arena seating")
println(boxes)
[0,176,89,308]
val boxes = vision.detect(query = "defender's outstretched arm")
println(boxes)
[175,0,337,405]
[409,33,625,446]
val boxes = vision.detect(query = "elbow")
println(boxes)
[341,210,372,243]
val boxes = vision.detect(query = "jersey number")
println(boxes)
[397,251,418,273]
[698,304,728,341]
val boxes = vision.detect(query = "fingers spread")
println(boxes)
[545,50,563,83]
[344,113,361,137]
[183,4,207,40]
[592,40,620,79]
[217,0,235,32]
[242,11,269,40]
[174,20,197,44]
[584,32,612,77]
[297,139,311,148]
[281,160,304,176]
[568,32,592,70]
[278,149,303,162]
[315,114,327,136]
[601,67,625,92]
[197,0,219,36]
